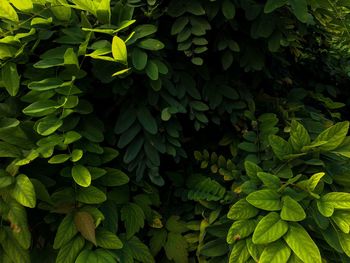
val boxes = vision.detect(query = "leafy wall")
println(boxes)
[1,0,350,262]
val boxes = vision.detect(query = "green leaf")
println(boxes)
[53,213,78,249]
[96,0,111,24]
[76,186,106,204]
[1,229,30,263]
[332,211,350,233]
[227,199,259,220]
[72,165,91,187]
[28,78,67,91]
[145,60,159,80]
[112,36,127,64]
[338,232,350,257]
[164,232,188,263]
[122,236,155,263]
[112,68,131,77]
[138,39,165,51]
[2,62,20,96]
[74,211,96,245]
[257,172,280,189]
[98,168,129,186]
[64,131,82,144]
[290,120,310,151]
[137,107,158,134]
[318,192,350,217]
[150,229,167,256]
[50,0,71,21]
[171,17,189,35]
[227,220,256,244]
[71,149,83,162]
[48,154,70,164]
[11,174,36,208]
[280,196,306,221]
[307,172,325,191]
[246,190,281,211]
[283,223,321,263]
[244,161,262,179]
[269,135,293,160]
[229,240,250,263]
[96,229,123,249]
[36,116,63,136]
[222,0,235,19]
[22,100,60,116]
[56,236,85,263]
[252,212,288,244]
[9,0,33,11]
[264,0,288,13]
[260,240,291,263]
[313,121,349,151]
[121,203,145,238]
[288,0,309,23]
[132,48,148,70]
[0,0,19,22]
[200,238,229,257]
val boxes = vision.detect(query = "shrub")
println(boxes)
[0,0,350,262]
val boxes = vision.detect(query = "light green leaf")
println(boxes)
[246,189,281,211]
[339,232,350,257]
[121,202,145,238]
[50,0,71,21]
[36,116,63,136]
[112,36,127,64]
[71,149,83,162]
[280,196,306,221]
[72,165,91,187]
[227,199,259,220]
[252,212,288,244]
[260,240,291,263]
[48,154,70,164]
[307,172,325,191]
[313,121,349,151]
[111,67,131,76]
[264,0,288,13]
[0,0,19,21]
[229,240,250,263]
[96,229,123,249]
[227,220,256,244]
[11,174,36,208]
[290,120,310,151]
[53,213,78,249]
[332,211,350,233]
[96,0,111,24]
[9,0,33,11]
[23,100,60,116]
[283,223,321,263]
[2,62,20,96]
[28,78,67,91]
[64,48,79,67]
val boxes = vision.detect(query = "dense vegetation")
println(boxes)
[1,0,350,262]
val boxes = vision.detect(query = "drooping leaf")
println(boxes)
[121,202,145,238]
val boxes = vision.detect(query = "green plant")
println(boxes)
[1,0,350,262]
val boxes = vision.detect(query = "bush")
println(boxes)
[1,0,350,262]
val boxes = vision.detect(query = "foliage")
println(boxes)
[1,0,350,262]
